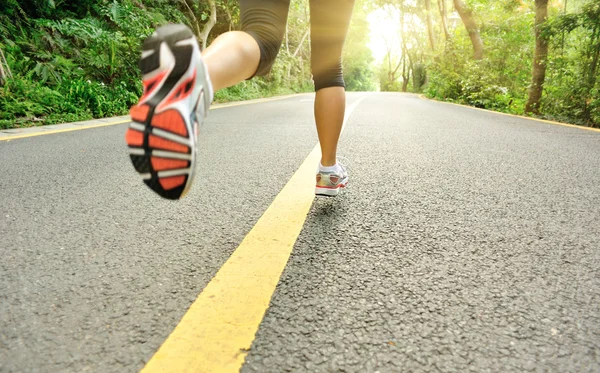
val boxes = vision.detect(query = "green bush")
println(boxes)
[0,0,194,128]
[0,0,315,128]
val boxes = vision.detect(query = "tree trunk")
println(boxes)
[438,0,450,41]
[292,28,310,58]
[525,0,549,114]
[399,10,408,91]
[586,27,600,90]
[0,48,11,86]
[0,63,6,86]
[453,0,484,59]
[0,53,6,86]
[581,27,600,123]
[386,51,393,85]
[285,24,289,54]
[424,0,436,50]
[199,0,217,51]
[401,53,410,92]
[391,57,402,82]
[181,0,202,37]
[561,0,568,53]
[223,0,234,31]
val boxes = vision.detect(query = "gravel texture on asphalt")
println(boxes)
[242,93,600,373]
[0,94,317,373]
[2,93,599,373]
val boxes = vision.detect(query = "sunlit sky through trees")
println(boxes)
[367,6,401,64]
[366,5,429,64]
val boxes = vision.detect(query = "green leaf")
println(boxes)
[111,1,120,23]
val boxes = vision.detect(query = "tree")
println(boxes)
[180,0,202,38]
[452,0,484,59]
[199,0,217,50]
[0,47,11,86]
[525,0,549,114]
[438,0,450,42]
[399,8,413,91]
[424,0,436,50]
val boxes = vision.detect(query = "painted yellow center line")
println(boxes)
[140,96,366,373]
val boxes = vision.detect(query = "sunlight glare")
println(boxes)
[367,6,402,64]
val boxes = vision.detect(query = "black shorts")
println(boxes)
[240,0,354,91]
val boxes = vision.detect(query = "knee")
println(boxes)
[312,61,345,91]
[241,10,285,76]
[246,30,283,76]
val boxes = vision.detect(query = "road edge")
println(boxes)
[0,93,310,142]
[417,94,600,133]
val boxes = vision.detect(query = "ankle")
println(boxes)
[319,162,340,173]
[320,158,337,167]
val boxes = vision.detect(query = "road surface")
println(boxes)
[1,93,599,372]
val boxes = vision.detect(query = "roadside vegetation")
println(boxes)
[0,0,597,128]
[375,0,599,127]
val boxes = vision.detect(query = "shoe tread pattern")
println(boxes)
[127,24,197,200]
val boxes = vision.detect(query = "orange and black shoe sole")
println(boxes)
[125,24,199,200]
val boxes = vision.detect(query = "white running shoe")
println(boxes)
[125,24,212,200]
[315,163,349,197]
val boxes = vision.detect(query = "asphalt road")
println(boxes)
[1,93,599,372]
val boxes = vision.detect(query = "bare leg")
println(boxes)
[310,0,354,168]
[314,87,346,167]
[201,31,261,91]
[203,32,346,167]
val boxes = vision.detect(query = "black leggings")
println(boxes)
[240,0,354,91]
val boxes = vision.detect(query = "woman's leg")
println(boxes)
[309,0,355,167]
[201,32,260,91]
[314,87,346,167]
[126,1,290,200]
[203,0,290,91]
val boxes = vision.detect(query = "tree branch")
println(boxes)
[180,0,201,38]
[292,28,310,58]
[199,0,217,50]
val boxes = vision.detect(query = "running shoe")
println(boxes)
[125,24,212,200]
[315,163,349,197]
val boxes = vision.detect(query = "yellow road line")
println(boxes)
[418,94,600,133]
[0,94,307,142]
[0,120,131,141]
[140,96,365,373]
[142,146,319,373]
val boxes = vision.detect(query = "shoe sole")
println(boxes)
[315,183,347,197]
[125,24,203,200]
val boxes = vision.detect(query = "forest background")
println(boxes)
[0,0,598,129]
